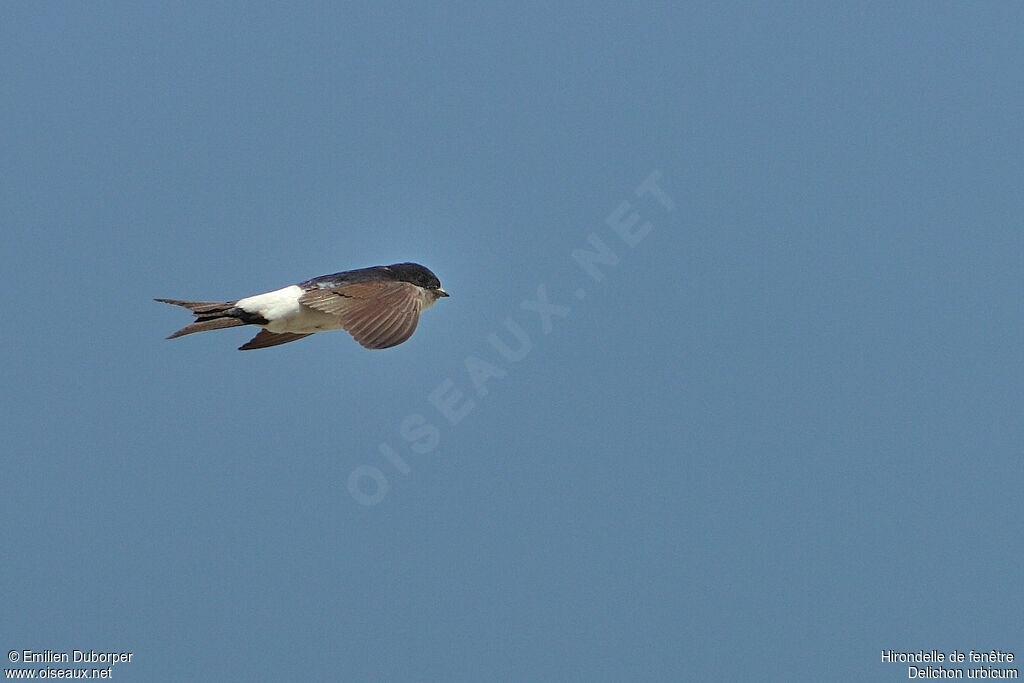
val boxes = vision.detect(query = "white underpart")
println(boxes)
[234,285,344,334]
[420,290,440,311]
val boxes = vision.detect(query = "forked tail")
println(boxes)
[155,299,246,339]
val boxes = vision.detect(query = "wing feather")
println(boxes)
[298,280,425,349]
[239,330,313,350]
[369,308,420,349]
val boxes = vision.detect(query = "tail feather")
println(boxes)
[155,298,233,314]
[156,298,245,339]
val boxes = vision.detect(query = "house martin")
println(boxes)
[157,262,449,350]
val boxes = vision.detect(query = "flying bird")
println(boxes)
[157,262,449,350]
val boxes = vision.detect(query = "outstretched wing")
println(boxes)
[299,281,423,349]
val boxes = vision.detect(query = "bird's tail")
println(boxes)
[155,299,245,339]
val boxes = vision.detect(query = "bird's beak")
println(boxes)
[437,288,450,298]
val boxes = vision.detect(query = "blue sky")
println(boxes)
[2,3,1022,681]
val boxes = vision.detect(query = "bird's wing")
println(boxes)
[299,281,422,349]
[239,330,313,351]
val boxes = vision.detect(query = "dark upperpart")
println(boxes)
[301,262,448,295]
